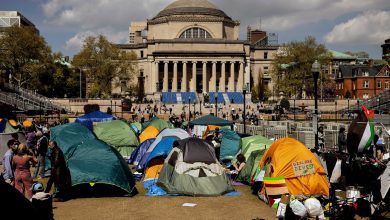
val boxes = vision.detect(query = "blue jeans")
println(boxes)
[34,154,46,178]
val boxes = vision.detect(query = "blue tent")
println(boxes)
[142,137,177,167]
[220,128,241,161]
[75,111,115,130]
[129,138,155,165]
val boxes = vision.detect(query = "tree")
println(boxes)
[280,97,290,110]
[345,90,351,99]
[72,35,137,98]
[0,26,53,88]
[271,36,332,98]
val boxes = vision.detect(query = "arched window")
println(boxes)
[179,27,212,39]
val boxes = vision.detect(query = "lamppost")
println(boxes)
[199,100,202,115]
[110,99,113,114]
[377,96,381,115]
[188,98,191,121]
[214,95,218,117]
[293,98,296,121]
[79,68,82,98]
[193,102,196,119]
[347,98,350,120]
[312,60,320,150]
[335,100,337,123]
[243,84,248,135]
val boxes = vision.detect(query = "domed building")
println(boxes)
[116,0,279,103]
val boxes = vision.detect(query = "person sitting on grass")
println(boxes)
[229,154,246,179]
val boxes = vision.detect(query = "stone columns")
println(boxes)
[210,61,217,92]
[163,61,169,92]
[191,61,197,92]
[181,61,187,92]
[220,61,226,92]
[155,61,159,92]
[229,62,235,91]
[237,61,244,92]
[172,61,178,92]
[202,61,207,93]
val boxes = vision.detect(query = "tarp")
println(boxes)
[220,128,241,161]
[138,128,190,170]
[75,111,115,130]
[50,123,136,195]
[129,138,155,165]
[157,138,235,196]
[257,138,329,196]
[236,149,266,183]
[139,126,160,144]
[93,120,139,157]
[189,114,233,126]
[241,135,273,160]
[142,117,173,131]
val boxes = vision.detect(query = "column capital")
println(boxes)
[212,61,218,64]
[182,61,188,64]
[164,61,170,64]
[192,61,197,64]
[202,61,208,64]
[230,61,236,64]
[173,61,178,64]
[154,61,160,64]
[221,61,226,64]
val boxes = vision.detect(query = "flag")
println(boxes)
[347,106,375,154]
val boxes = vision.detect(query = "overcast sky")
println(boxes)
[3,0,390,58]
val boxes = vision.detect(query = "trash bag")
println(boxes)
[304,198,324,218]
[290,199,307,217]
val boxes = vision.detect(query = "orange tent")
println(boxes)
[258,138,329,196]
[139,126,159,144]
[23,120,33,127]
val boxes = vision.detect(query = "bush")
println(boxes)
[280,98,290,110]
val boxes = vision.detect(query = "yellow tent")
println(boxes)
[139,126,160,144]
[258,138,329,196]
[144,158,165,180]
[9,119,17,127]
[23,120,33,127]
[202,125,221,139]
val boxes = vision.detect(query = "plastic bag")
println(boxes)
[290,199,307,217]
[304,198,324,218]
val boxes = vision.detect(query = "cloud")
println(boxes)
[64,29,128,51]
[324,10,390,44]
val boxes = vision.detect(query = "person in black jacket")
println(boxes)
[45,141,71,202]
[338,127,347,153]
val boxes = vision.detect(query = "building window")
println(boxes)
[378,81,381,88]
[385,70,389,76]
[385,81,389,89]
[353,82,356,90]
[140,50,144,58]
[264,52,268,60]
[363,80,369,88]
[363,71,369,76]
[179,28,212,39]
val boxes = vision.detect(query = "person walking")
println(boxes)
[45,141,72,202]
[337,127,347,153]
[2,140,17,185]
[34,131,48,179]
[12,144,37,199]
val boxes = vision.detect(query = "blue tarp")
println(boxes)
[75,111,115,130]
[220,128,241,160]
[129,138,155,165]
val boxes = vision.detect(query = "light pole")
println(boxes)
[377,96,381,115]
[214,95,218,117]
[79,68,82,98]
[110,99,113,114]
[293,98,296,121]
[312,60,320,150]
[347,98,350,120]
[243,84,248,135]
[199,100,202,115]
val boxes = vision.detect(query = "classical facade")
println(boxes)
[116,0,278,101]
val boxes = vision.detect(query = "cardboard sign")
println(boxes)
[292,160,315,177]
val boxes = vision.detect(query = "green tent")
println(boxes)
[130,122,142,134]
[236,149,266,183]
[189,114,233,126]
[241,135,272,161]
[93,120,139,157]
[220,128,241,161]
[4,121,19,133]
[142,117,173,131]
[50,123,136,195]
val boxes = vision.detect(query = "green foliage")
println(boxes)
[72,35,137,98]
[271,36,332,98]
[0,26,53,88]
[251,84,260,102]
[280,98,290,110]
[345,90,352,99]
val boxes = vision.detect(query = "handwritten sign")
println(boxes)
[292,160,315,177]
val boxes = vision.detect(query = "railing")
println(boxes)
[2,83,69,112]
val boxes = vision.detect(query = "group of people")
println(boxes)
[1,122,72,202]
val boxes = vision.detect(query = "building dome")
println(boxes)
[153,0,231,20]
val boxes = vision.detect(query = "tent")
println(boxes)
[129,138,155,165]
[219,128,241,161]
[142,117,173,131]
[138,128,190,170]
[0,119,20,133]
[130,122,142,134]
[50,123,136,196]
[157,138,234,196]
[241,135,273,161]
[75,111,115,130]
[139,126,160,144]
[257,138,329,196]
[380,162,390,202]
[236,149,266,183]
[189,114,233,137]
[93,120,139,158]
